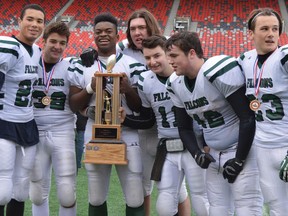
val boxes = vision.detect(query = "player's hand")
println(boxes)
[80,47,98,67]
[120,73,132,94]
[118,107,126,123]
[279,151,288,182]
[194,151,216,169]
[91,73,107,90]
[223,158,244,183]
[86,106,95,120]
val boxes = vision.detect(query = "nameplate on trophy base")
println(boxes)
[92,124,121,140]
[83,142,127,165]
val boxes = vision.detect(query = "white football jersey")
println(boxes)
[68,52,147,115]
[238,45,288,148]
[33,58,75,131]
[0,36,40,123]
[167,55,244,150]
[138,70,178,138]
[117,39,146,65]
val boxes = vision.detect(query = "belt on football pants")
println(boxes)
[150,138,185,181]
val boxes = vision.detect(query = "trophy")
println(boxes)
[84,54,128,165]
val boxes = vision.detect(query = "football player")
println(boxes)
[68,13,146,216]
[120,35,209,216]
[80,9,191,216]
[0,4,45,216]
[166,31,263,216]
[238,7,288,215]
[29,21,77,216]
[119,10,192,216]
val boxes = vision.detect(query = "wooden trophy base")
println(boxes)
[83,141,128,165]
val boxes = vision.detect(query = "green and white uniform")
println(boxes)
[117,39,146,65]
[0,36,39,123]
[138,70,209,216]
[238,47,288,216]
[117,39,159,197]
[116,40,190,203]
[30,58,77,216]
[168,55,263,216]
[68,52,146,209]
[0,36,40,205]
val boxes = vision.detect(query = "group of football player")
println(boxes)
[0,3,287,216]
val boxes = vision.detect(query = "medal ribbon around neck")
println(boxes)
[42,57,61,93]
[97,60,102,73]
[253,57,266,98]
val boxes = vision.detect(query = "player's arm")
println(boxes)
[176,107,215,169]
[69,84,94,113]
[122,106,155,129]
[226,86,255,162]
[223,86,255,183]
[176,107,199,155]
[120,73,141,112]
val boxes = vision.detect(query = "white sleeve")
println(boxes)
[137,74,151,108]
[166,73,185,108]
[203,55,245,98]
[67,58,86,89]
[0,37,21,74]
[280,45,288,73]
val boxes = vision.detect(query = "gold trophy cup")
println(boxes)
[84,54,127,165]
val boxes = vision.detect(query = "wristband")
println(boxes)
[86,83,94,94]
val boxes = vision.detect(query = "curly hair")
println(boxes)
[43,22,70,43]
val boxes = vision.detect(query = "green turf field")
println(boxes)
[24,165,159,216]
[23,164,270,216]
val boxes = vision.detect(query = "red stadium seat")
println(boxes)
[1,0,287,57]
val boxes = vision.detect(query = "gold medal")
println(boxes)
[42,96,51,105]
[249,99,260,111]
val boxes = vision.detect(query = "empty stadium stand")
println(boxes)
[176,0,287,57]
[0,0,287,57]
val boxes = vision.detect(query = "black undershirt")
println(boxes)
[44,62,56,72]
[12,35,33,56]
[257,50,274,65]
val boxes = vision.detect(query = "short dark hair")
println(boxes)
[43,22,70,43]
[126,9,161,50]
[93,12,118,34]
[142,35,167,50]
[20,4,46,22]
[165,31,204,58]
[247,7,283,35]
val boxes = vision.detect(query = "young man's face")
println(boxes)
[129,18,148,50]
[94,21,119,55]
[249,15,280,54]
[18,9,45,45]
[43,33,67,63]
[143,45,170,76]
[166,44,190,76]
